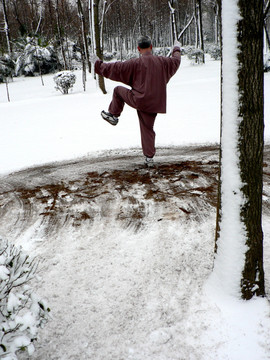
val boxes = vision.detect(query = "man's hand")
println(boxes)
[89,53,100,64]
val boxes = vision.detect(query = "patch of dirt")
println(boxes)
[0,145,269,238]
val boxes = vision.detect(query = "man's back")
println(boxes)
[130,49,180,113]
[95,46,181,114]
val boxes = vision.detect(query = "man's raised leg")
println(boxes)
[108,86,137,117]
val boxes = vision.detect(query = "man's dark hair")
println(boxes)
[138,35,152,49]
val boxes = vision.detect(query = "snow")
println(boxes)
[0,53,270,359]
[0,55,221,175]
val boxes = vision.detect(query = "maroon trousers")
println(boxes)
[108,86,157,158]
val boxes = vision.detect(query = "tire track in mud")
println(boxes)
[0,182,34,236]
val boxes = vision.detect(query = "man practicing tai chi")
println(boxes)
[94,36,181,167]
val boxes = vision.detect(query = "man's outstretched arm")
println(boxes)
[165,42,181,80]
[95,59,134,86]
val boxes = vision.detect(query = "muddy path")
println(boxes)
[0,145,269,242]
[0,146,220,239]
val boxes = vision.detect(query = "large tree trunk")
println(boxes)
[237,0,265,299]
[214,0,265,300]
[215,0,222,249]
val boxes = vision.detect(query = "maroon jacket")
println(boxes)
[95,46,181,114]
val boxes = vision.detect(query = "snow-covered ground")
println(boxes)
[0,56,270,360]
[1,55,221,174]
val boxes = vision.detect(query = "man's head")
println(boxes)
[137,35,152,54]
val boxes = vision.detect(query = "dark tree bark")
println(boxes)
[197,0,205,62]
[215,0,222,249]
[237,0,265,299]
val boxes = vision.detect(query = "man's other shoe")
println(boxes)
[101,111,119,126]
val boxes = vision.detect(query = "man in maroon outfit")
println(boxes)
[94,36,181,166]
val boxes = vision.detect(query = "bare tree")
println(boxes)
[1,0,12,55]
[91,0,106,94]
[35,0,43,34]
[197,0,205,62]
[77,0,91,73]
[168,0,178,44]
[55,0,68,69]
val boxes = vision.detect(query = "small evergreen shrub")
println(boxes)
[54,71,76,94]
[15,37,60,77]
[0,237,50,359]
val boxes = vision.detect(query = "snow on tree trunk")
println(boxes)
[213,0,265,299]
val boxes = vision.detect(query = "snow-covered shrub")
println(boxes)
[264,52,270,72]
[0,55,15,83]
[153,47,170,57]
[206,43,221,60]
[15,37,60,77]
[103,51,116,61]
[58,39,82,70]
[0,237,50,359]
[186,46,205,64]
[53,71,76,94]
[124,51,138,60]
[181,45,194,56]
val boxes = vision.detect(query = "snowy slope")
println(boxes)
[0,56,270,359]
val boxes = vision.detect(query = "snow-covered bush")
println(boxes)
[15,37,60,77]
[0,55,15,83]
[206,43,221,60]
[58,39,82,70]
[186,46,205,64]
[153,47,170,57]
[103,51,117,61]
[0,237,50,359]
[54,71,76,94]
